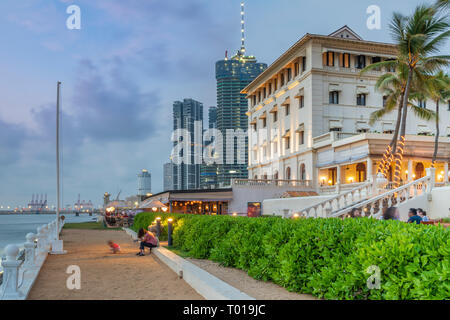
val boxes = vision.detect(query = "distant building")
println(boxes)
[243,25,450,186]
[163,162,174,191]
[137,169,152,196]
[201,106,219,189]
[208,106,217,129]
[74,194,94,213]
[172,98,203,190]
[214,1,267,187]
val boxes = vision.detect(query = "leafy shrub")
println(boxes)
[132,212,449,300]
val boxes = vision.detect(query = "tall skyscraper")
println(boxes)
[208,106,218,129]
[172,98,203,190]
[163,162,174,191]
[214,2,267,186]
[200,106,219,189]
[137,169,152,196]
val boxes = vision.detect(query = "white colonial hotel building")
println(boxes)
[243,26,450,190]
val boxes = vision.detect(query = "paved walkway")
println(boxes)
[28,229,203,300]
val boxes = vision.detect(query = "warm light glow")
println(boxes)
[156,217,161,221]
[232,212,237,217]
[328,180,333,185]
[412,174,416,178]
[162,207,168,212]
[152,207,157,212]
[348,177,354,183]
[405,170,408,174]
[293,213,299,219]
[168,218,173,223]
[275,90,285,98]
[288,80,299,90]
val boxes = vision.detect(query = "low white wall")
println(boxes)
[263,195,335,216]
[229,184,315,214]
[429,186,450,219]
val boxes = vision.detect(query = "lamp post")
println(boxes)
[167,218,173,247]
[156,217,161,238]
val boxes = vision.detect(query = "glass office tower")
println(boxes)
[215,52,267,186]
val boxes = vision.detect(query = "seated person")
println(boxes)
[137,228,158,256]
[349,208,362,218]
[407,208,422,224]
[382,206,400,221]
[417,208,430,222]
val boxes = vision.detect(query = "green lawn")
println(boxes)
[63,221,121,230]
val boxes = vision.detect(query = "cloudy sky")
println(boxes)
[0,0,440,208]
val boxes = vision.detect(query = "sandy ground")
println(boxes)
[28,229,203,300]
[187,258,316,300]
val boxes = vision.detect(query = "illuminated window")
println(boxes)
[323,51,335,66]
[341,53,350,68]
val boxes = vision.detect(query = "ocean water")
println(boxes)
[0,214,97,258]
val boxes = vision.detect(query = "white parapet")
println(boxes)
[0,217,62,300]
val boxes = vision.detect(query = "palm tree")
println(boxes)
[391,5,450,187]
[422,71,450,167]
[362,62,407,176]
[435,0,450,11]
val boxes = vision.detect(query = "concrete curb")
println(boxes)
[123,228,254,300]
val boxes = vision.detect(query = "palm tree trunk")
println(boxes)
[380,97,404,177]
[432,100,440,167]
[393,68,413,188]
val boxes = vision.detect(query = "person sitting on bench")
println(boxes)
[137,228,158,256]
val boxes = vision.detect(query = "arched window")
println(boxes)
[299,163,306,180]
[263,173,268,180]
[415,162,425,179]
[274,171,279,180]
[285,167,291,180]
[356,163,366,182]
[254,174,258,180]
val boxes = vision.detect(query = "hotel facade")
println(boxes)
[243,26,450,190]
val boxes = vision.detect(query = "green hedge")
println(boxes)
[132,212,450,300]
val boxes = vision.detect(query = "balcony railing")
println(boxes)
[312,131,358,146]
[232,179,313,188]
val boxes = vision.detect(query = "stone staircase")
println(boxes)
[296,168,437,219]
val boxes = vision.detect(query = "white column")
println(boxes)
[444,162,449,183]
[23,233,36,268]
[336,166,341,193]
[408,159,413,182]
[367,158,373,181]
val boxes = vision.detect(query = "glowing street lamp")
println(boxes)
[167,218,174,246]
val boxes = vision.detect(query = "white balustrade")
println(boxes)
[330,171,434,219]
[0,245,24,299]
[23,233,37,268]
[297,181,373,218]
[0,217,63,300]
